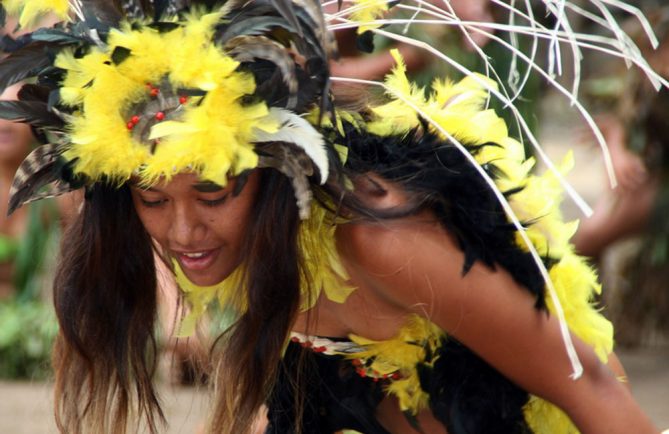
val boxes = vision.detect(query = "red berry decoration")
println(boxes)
[179,96,188,104]
[150,87,159,97]
[131,115,140,124]
[155,111,165,121]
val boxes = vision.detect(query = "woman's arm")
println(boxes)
[338,215,659,434]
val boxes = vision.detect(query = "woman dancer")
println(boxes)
[0,0,664,433]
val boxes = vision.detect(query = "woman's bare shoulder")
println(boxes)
[335,207,467,315]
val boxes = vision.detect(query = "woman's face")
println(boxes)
[130,172,260,286]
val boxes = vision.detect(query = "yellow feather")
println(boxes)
[341,315,442,414]
[348,0,389,34]
[524,396,579,434]
[174,260,247,337]
[367,49,424,136]
[548,253,613,362]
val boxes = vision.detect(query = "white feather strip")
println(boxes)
[252,108,329,184]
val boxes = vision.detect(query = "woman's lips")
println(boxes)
[175,248,219,271]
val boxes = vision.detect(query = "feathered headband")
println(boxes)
[1,0,337,218]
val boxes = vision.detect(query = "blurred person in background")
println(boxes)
[328,0,494,82]
[572,3,669,346]
[0,80,62,379]
[0,82,37,299]
[0,15,78,380]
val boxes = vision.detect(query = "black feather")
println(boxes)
[226,35,299,107]
[0,101,65,129]
[29,28,89,45]
[266,342,390,433]
[175,87,207,97]
[37,66,66,90]
[17,84,50,103]
[418,338,533,434]
[356,31,375,53]
[218,16,293,42]
[111,46,131,65]
[80,0,124,28]
[292,0,337,59]
[270,0,303,37]
[47,89,61,110]
[1,33,33,52]
[153,0,171,21]
[147,21,181,33]
[0,43,52,93]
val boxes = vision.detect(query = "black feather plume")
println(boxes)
[17,84,50,103]
[226,35,298,108]
[152,0,172,21]
[0,43,52,93]
[270,0,303,37]
[1,33,33,52]
[29,27,90,45]
[0,101,64,129]
[218,16,293,42]
[80,0,124,27]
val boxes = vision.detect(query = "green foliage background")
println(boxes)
[0,300,58,379]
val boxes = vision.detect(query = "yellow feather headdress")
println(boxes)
[58,13,270,187]
[2,1,337,219]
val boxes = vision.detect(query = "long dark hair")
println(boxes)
[53,183,163,434]
[209,169,304,433]
[52,169,305,434]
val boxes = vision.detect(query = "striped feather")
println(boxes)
[8,144,73,215]
[256,141,314,219]
[225,35,299,108]
[253,107,329,183]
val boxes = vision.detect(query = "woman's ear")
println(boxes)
[353,173,410,209]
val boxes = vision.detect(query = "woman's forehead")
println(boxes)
[130,173,226,192]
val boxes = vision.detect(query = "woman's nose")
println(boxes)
[169,204,206,247]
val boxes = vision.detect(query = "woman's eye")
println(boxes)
[139,197,166,207]
[200,194,228,207]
